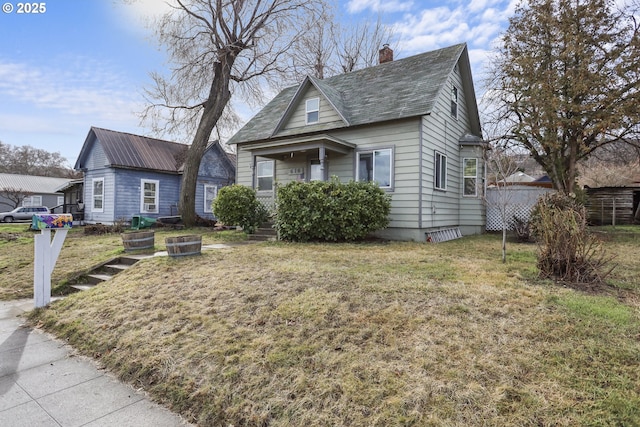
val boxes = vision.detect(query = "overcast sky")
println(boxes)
[0,0,518,167]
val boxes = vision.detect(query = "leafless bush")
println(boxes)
[530,193,616,289]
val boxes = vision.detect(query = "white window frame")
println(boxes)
[256,160,274,191]
[451,85,458,119]
[356,148,393,189]
[204,184,218,213]
[92,178,104,213]
[140,179,159,214]
[434,151,447,191]
[22,195,43,207]
[305,97,319,125]
[57,196,64,206]
[463,158,478,197]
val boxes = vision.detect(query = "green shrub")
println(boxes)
[530,192,615,287]
[276,178,391,242]
[212,185,268,234]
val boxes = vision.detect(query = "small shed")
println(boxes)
[585,186,640,225]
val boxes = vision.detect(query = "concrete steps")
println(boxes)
[69,255,144,292]
[248,222,277,242]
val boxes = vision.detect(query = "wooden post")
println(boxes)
[612,197,616,227]
[32,214,72,308]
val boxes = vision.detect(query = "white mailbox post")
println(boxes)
[32,214,73,308]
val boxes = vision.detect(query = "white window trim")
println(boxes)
[204,184,218,213]
[356,147,394,190]
[92,178,104,213]
[256,160,275,192]
[305,97,320,125]
[140,179,159,214]
[463,158,478,197]
[22,195,43,207]
[57,196,64,206]
[435,151,447,191]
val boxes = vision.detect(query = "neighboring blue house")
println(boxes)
[74,127,235,224]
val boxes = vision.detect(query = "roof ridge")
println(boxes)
[90,126,187,147]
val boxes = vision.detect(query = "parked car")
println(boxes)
[0,206,50,222]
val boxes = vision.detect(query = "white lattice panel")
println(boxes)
[485,187,555,231]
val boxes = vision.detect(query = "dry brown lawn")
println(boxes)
[26,232,640,426]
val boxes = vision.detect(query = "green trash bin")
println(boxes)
[131,215,157,230]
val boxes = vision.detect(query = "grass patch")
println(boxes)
[25,234,640,426]
[0,225,246,300]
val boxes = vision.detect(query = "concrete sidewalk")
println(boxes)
[0,299,192,427]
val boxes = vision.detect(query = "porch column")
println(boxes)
[319,146,326,181]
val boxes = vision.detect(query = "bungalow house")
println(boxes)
[228,43,487,241]
[74,127,235,224]
[0,173,72,210]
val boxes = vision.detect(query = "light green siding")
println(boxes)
[279,87,344,132]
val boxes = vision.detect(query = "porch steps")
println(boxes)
[69,255,143,292]
[248,222,277,242]
[425,227,462,243]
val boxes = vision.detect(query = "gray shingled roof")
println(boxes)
[229,43,470,145]
[0,173,71,194]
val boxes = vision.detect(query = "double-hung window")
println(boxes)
[463,158,478,196]
[141,179,159,213]
[357,148,393,189]
[257,160,274,191]
[306,98,319,124]
[434,152,447,190]
[204,184,217,213]
[92,178,104,212]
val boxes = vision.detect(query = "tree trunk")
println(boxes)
[179,61,232,226]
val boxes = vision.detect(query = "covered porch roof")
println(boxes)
[237,134,356,159]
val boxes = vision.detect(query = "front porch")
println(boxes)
[240,134,356,209]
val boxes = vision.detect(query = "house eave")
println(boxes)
[238,133,356,158]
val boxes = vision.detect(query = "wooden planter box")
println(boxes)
[165,235,202,257]
[121,231,155,252]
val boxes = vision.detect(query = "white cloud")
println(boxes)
[346,0,414,13]
[0,59,143,123]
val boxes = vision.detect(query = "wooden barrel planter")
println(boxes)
[165,235,202,257]
[121,231,155,252]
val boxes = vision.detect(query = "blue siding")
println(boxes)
[114,169,181,220]
[78,135,235,223]
[195,146,235,219]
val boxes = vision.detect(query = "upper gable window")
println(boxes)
[306,98,319,124]
[451,86,458,119]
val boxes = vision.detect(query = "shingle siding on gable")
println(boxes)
[86,139,108,170]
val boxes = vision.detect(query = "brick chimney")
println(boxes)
[379,44,393,64]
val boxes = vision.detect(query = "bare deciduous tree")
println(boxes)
[484,146,527,263]
[292,11,397,79]
[142,0,324,226]
[0,187,33,210]
[0,141,74,177]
